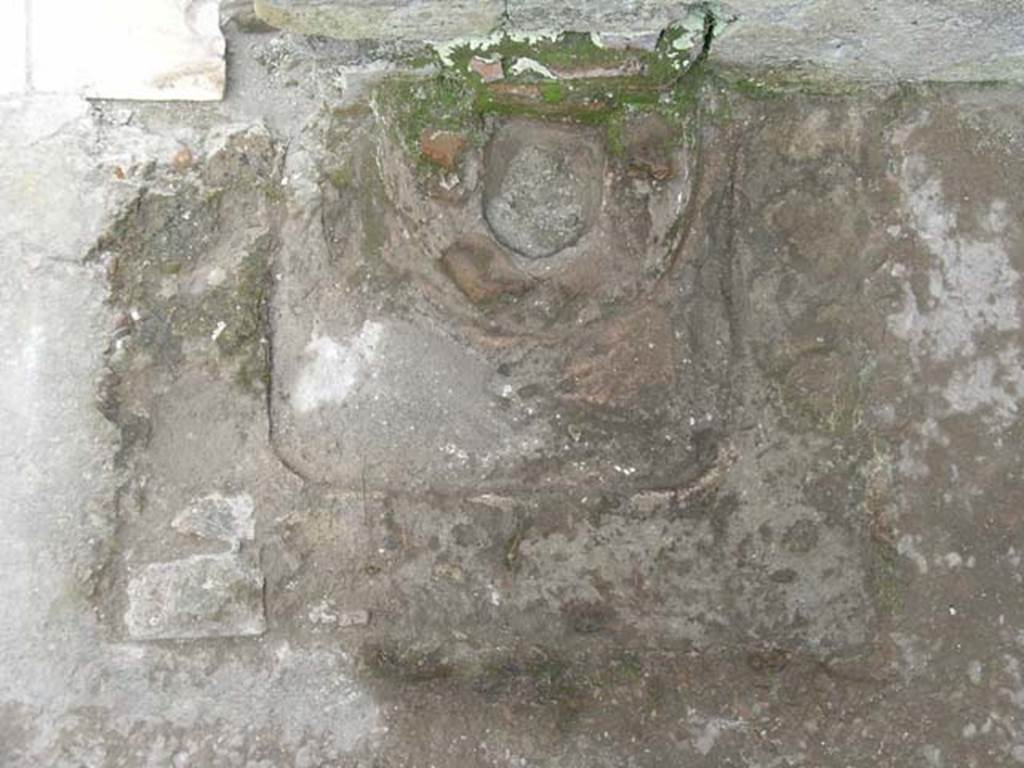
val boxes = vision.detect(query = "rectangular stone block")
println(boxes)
[125,553,265,641]
[254,0,503,42]
[31,0,225,100]
[506,0,695,39]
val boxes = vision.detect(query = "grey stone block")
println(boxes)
[506,0,695,38]
[125,554,266,641]
[172,492,256,549]
[254,0,504,42]
[713,0,1024,84]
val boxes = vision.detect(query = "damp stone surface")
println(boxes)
[3,9,1024,768]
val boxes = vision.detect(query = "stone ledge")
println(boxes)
[254,0,504,42]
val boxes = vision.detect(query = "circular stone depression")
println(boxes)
[482,120,605,260]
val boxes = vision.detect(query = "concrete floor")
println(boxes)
[0,40,383,766]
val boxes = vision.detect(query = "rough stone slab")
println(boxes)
[0,0,25,95]
[254,0,503,42]
[31,0,225,100]
[714,0,1024,84]
[172,492,256,548]
[125,554,265,640]
[506,0,701,40]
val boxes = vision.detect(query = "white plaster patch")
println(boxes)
[691,717,741,756]
[309,599,339,625]
[309,600,370,629]
[944,353,1023,424]
[898,534,929,574]
[292,321,384,413]
[889,155,1024,428]
[433,30,557,66]
[509,57,558,79]
[206,266,227,287]
[942,552,963,570]
[31,0,225,100]
[968,659,983,685]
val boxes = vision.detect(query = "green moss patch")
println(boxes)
[375,16,717,163]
